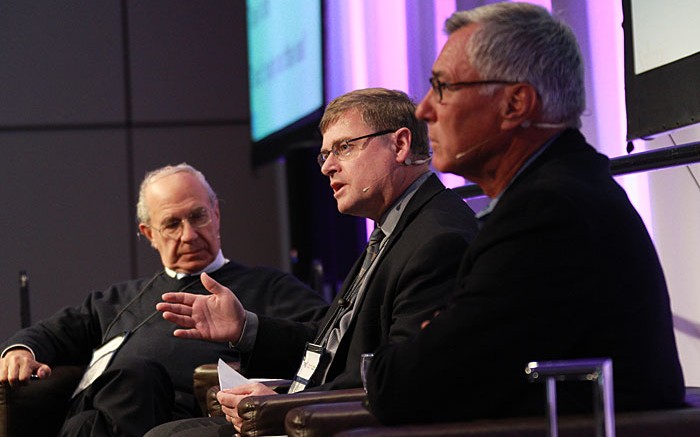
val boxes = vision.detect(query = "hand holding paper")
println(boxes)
[214,359,278,432]
[217,358,250,390]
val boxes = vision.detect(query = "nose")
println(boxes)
[320,154,338,177]
[179,219,199,242]
[415,90,435,122]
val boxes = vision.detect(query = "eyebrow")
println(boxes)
[321,136,352,152]
[158,206,206,224]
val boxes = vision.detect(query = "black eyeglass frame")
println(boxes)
[429,76,518,103]
[317,129,398,167]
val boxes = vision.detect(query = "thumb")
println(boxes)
[36,363,52,379]
[201,272,226,296]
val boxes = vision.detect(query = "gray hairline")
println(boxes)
[444,3,584,128]
[136,163,218,225]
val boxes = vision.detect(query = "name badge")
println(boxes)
[288,342,329,394]
[72,331,130,397]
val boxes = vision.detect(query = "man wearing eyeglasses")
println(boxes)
[144,88,479,436]
[362,2,685,427]
[0,163,329,437]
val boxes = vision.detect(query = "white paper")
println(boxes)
[217,358,251,390]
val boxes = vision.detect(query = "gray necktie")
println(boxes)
[357,227,384,279]
[324,227,385,361]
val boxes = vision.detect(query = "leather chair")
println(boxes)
[285,400,378,437]
[283,384,700,437]
[281,358,699,437]
[192,362,238,417]
[327,392,700,437]
[0,365,85,437]
[202,377,294,419]
[0,361,238,437]
[221,387,368,436]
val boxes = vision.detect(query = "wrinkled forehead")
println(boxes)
[146,174,211,219]
[434,25,480,79]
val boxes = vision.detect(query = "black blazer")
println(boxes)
[243,174,479,390]
[367,130,686,425]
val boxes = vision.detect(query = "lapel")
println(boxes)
[331,174,446,303]
[323,174,448,341]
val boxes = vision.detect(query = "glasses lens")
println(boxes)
[160,222,180,239]
[317,152,328,167]
[190,208,211,227]
[334,142,355,161]
[158,208,211,239]
[429,77,442,102]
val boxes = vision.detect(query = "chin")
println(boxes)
[431,155,452,174]
[335,200,353,215]
[176,257,213,272]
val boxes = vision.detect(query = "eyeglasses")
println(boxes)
[429,76,517,103]
[317,129,397,167]
[148,207,212,240]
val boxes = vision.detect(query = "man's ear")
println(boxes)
[500,83,539,130]
[393,127,413,163]
[138,223,156,247]
[213,200,221,222]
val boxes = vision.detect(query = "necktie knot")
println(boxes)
[366,228,384,260]
[369,227,384,245]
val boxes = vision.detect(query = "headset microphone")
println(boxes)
[521,120,567,129]
[453,121,567,160]
[361,166,401,193]
[454,137,491,160]
[361,157,431,193]
[405,157,431,166]
[453,130,509,160]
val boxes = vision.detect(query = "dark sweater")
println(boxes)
[2,261,328,415]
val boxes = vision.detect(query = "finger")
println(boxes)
[156,302,193,316]
[172,328,204,339]
[161,311,196,327]
[220,404,235,417]
[201,272,231,296]
[233,417,243,432]
[161,292,197,304]
[36,364,52,379]
[6,361,31,386]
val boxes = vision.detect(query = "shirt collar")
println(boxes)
[376,171,432,238]
[164,250,228,280]
[476,133,560,220]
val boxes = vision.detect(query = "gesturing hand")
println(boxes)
[156,272,247,343]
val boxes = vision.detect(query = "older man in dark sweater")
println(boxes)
[0,163,328,437]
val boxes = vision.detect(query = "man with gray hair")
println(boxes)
[364,2,685,425]
[0,163,328,436]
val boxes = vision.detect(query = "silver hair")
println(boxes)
[136,163,217,225]
[445,2,585,128]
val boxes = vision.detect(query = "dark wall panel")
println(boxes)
[0,1,125,126]
[127,0,249,122]
[0,130,130,338]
